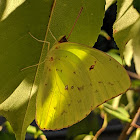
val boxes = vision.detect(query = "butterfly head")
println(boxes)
[58,35,68,43]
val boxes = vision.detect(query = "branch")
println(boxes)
[118,98,140,140]
[127,107,140,134]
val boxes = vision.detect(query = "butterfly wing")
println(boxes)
[36,42,130,130]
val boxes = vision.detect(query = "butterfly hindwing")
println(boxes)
[36,42,130,130]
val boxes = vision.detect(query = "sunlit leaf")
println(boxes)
[123,39,133,67]
[132,18,140,75]
[113,0,139,57]
[0,0,53,139]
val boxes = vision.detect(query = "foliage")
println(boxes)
[0,0,139,140]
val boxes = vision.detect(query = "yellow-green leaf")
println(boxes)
[113,0,139,57]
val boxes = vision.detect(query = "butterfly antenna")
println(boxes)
[67,7,83,40]
[21,58,49,71]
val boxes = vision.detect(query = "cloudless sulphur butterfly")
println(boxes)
[36,40,130,130]
[35,4,130,130]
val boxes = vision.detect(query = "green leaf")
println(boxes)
[26,125,45,139]
[45,0,105,50]
[103,103,131,122]
[126,90,135,113]
[113,0,140,57]
[107,49,123,64]
[130,128,140,140]
[36,42,130,130]
[0,131,15,140]
[73,134,90,140]
[123,18,140,74]
[131,18,140,75]
[0,0,53,139]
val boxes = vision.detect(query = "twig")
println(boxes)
[129,88,140,93]
[118,98,140,140]
[127,108,140,134]
[93,113,108,140]
[127,71,140,80]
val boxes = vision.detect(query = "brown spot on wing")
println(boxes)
[49,57,53,61]
[77,86,84,91]
[65,85,68,90]
[89,65,95,71]
[55,46,60,49]
[77,100,81,103]
[95,90,98,93]
[71,86,74,89]
[56,69,62,72]
[61,110,67,115]
[73,71,76,74]
[108,82,114,86]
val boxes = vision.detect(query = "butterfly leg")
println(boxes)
[21,32,50,71]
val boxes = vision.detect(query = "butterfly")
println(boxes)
[35,6,130,130]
